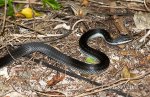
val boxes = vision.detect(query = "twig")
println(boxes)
[35,90,66,97]
[89,0,105,5]
[0,0,7,35]
[99,5,148,12]
[75,71,150,97]
[75,80,129,97]
[16,18,67,23]
[144,0,150,11]
[13,0,42,5]
[124,0,145,3]
[9,33,63,38]
[71,19,90,30]
[139,30,150,42]
[0,17,45,35]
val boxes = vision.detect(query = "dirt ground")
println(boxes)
[0,0,150,97]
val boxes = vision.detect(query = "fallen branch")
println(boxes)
[75,71,150,97]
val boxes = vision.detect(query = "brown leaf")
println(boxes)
[110,2,129,34]
[15,12,26,18]
[139,55,150,65]
[46,73,65,86]
[119,50,140,56]
[69,3,88,16]
[81,0,89,6]
[147,55,150,60]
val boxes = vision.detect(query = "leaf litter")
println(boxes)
[0,0,150,97]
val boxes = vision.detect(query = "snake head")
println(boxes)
[112,35,132,45]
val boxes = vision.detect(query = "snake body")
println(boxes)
[0,29,131,73]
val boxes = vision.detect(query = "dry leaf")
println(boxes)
[110,2,129,34]
[121,66,141,84]
[54,23,70,30]
[15,13,26,18]
[5,92,27,97]
[47,73,65,86]
[147,55,150,60]
[139,55,150,65]
[121,66,136,78]
[0,67,9,78]
[69,3,88,16]
[133,11,150,30]
[82,0,89,6]
[78,8,88,16]
[119,50,140,56]
[122,66,131,78]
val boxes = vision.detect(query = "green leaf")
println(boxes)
[42,0,61,10]
[85,57,96,64]
[7,0,14,16]
[0,0,14,16]
[0,0,5,7]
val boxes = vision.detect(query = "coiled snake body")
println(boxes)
[0,29,132,73]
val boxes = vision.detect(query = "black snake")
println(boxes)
[0,29,132,73]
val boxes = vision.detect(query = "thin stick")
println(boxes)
[9,33,63,38]
[99,5,148,12]
[71,19,90,30]
[75,71,150,97]
[0,17,45,35]
[139,30,150,42]
[0,0,7,35]
[144,0,150,11]
[13,0,42,5]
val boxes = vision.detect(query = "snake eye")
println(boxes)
[120,35,132,41]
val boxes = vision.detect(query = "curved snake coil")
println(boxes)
[0,29,132,73]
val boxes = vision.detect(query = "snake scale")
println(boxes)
[0,29,132,73]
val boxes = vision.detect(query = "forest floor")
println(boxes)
[0,0,150,97]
